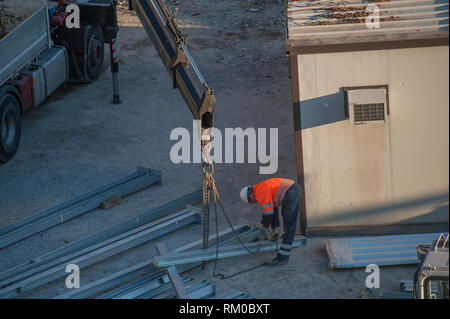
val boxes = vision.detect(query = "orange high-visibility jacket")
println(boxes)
[253,178,295,215]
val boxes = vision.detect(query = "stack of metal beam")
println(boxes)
[153,235,307,267]
[98,274,216,299]
[54,225,259,299]
[324,233,446,269]
[96,273,253,299]
[0,190,203,298]
[0,167,162,250]
[212,289,254,299]
[54,225,254,299]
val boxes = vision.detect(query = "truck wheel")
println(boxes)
[0,93,22,163]
[84,26,105,82]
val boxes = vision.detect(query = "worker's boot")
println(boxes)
[266,253,289,267]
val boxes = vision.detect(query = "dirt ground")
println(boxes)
[0,0,45,36]
[0,0,416,298]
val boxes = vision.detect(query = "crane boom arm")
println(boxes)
[132,0,214,132]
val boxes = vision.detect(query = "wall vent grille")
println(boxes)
[353,103,385,123]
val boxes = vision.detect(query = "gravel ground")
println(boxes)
[0,0,45,36]
[0,0,416,299]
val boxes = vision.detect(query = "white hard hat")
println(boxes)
[240,186,251,204]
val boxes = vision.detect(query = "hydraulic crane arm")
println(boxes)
[132,0,216,255]
[131,0,215,133]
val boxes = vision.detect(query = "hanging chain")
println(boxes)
[201,156,268,277]
[201,161,213,270]
[200,132,283,277]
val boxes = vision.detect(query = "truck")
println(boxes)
[0,0,120,163]
[1,0,215,164]
[413,233,449,299]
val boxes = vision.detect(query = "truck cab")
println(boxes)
[0,0,119,163]
[413,233,449,299]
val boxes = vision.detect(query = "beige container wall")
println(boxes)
[295,46,449,229]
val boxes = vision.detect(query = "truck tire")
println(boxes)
[84,26,105,82]
[0,93,22,163]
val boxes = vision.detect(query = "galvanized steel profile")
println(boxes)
[0,167,162,249]
[324,232,446,269]
[153,235,307,267]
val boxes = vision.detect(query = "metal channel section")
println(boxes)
[380,292,413,299]
[211,288,254,299]
[153,278,216,299]
[0,168,153,237]
[1,208,195,290]
[132,0,214,130]
[153,235,307,267]
[110,275,233,299]
[0,167,162,250]
[0,188,201,287]
[123,277,215,299]
[55,225,249,299]
[86,227,259,299]
[324,232,447,269]
[156,242,189,299]
[0,209,200,298]
[104,272,229,299]
[133,276,192,299]
[0,5,51,86]
[100,273,170,299]
[112,274,172,299]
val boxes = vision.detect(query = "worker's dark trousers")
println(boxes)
[277,183,301,260]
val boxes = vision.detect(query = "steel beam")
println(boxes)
[0,167,162,249]
[156,242,189,299]
[98,272,167,299]
[153,235,307,267]
[0,210,200,299]
[172,225,251,253]
[212,288,254,299]
[380,292,413,299]
[2,209,193,291]
[56,263,162,299]
[324,232,445,269]
[124,276,193,299]
[154,279,216,299]
[132,0,214,130]
[113,275,170,299]
[0,189,202,287]
[56,224,248,299]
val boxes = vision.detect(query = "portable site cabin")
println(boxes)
[285,0,449,236]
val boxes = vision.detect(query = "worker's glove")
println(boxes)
[270,231,280,241]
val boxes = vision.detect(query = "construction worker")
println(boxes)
[240,178,301,266]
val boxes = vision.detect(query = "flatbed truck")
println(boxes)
[0,0,120,163]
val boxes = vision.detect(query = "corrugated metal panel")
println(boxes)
[286,0,449,41]
[324,232,447,269]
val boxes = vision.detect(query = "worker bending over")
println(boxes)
[240,178,301,266]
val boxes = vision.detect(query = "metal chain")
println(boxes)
[200,128,287,277]
[202,162,258,254]
[201,160,272,278]
[201,163,212,270]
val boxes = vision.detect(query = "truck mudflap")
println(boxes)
[131,0,214,131]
